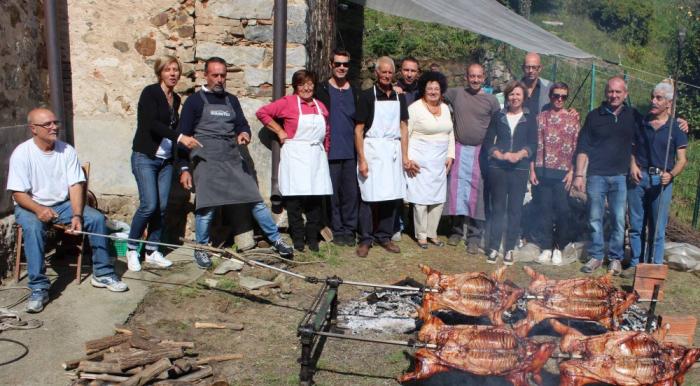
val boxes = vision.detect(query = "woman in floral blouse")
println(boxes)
[529,82,580,265]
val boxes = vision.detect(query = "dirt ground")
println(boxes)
[126,238,700,386]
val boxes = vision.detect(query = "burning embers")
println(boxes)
[398,265,699,385]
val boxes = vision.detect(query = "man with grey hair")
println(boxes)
[354,56,410,257]
[8,107,128,313]
[625,81,688,277]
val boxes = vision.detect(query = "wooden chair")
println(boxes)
[14,163,92,284]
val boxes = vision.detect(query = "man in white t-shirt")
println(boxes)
[7,107,128,313]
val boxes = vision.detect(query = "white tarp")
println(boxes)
[349,0,594,59]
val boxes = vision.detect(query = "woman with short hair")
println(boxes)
[483,80,537,265]
[126,56,201,271]
[256,70,332,252]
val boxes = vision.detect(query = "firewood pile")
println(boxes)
[667,216,700,246]
[65,325,241,385]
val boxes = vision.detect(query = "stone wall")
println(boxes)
[0,1,49,279]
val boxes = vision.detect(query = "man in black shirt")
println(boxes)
[521,53,552,116]
[354,56,410,257]
[575,76,639,275]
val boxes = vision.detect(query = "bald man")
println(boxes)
[521,52,552,115]
[443,63,500,254]
[8,108,128,313]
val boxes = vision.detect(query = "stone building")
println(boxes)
[0,0,315,279]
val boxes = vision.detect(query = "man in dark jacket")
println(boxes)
[314,49,360,246]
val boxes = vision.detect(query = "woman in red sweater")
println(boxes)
[256,70,332,252]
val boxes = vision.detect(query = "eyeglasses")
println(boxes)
[522,65,541,70]
[333,61,350,68]
[551,93,568,100]
[31,120,61,129]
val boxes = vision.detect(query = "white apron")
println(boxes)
[278,96,333,196]
[405,138,449,205]
[358,87,405,202]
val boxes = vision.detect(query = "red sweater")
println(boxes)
[256,95,331,152]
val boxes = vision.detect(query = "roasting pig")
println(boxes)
[514,266,638,336]
[550,319,700,386]
[399,315,555,385]
[417,265,524,325]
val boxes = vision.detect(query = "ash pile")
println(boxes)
[338,279,423,334]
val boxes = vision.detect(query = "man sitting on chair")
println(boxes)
[7,107,128,314]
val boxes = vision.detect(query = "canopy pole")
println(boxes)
[551,57,558,83]
[589,63,596,111]
[270,0,287,207]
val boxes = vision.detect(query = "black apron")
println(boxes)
[190,91,262,210]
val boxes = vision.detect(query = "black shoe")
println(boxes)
[308,240,320,252]
[344,234,357,247]
[332,234,346,246]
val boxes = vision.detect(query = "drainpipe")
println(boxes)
[44,0,71,145]
[270,0,287,207]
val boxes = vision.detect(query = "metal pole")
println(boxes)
[589,62,596,112]
[44,0,70,145]
[693,175,700,228]
[270,0,287,207]
[312,330,438,349]
[341,279,439,293]
[551,57,558,83]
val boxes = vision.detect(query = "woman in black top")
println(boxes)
[483,80,537,265]
[126,56,200,271]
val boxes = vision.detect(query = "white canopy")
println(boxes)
[348,0,594,59]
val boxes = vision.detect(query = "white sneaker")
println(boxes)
[551,249,563,265]
[126,250,141,272]
[536,249,552,264]
[145,250,173,268]
[392,232,402,242]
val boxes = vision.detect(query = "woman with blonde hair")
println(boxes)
[125,56,201,271]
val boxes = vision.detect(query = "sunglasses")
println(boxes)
[551,93,568,100]
[333,61,350,68]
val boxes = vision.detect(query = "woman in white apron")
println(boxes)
[256,70,332,252]
[405,72,455,249]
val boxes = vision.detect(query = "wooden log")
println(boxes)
[77,361,124,374]
[194,322,244,330]
[117,346,184,371]
[177,366,213,382]
[114,324,134,335]
[195,354,243,365]
[85,334,131,353]
[103,349,143,363]
[159,340,196,349]
[130,335,158,350]
[79,373,129,382]
[62,347,111,370]
[121,358,172,386]
[171,358,194,375]
[152,381,195,386]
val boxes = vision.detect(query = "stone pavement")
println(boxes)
[0,247,202,386]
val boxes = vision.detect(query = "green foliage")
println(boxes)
[588,0,653,45]
[363,9,482,61]
[671,4,700,132]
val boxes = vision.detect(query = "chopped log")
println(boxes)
[114,324,133,335]
[195,354,243,365]
[171,358,194,375]
[125,366,144,375]
[79,372,129,382]
[130,335,158,350]
[194,322,244,330]
[85,334,131,353]
[77,360,124,374]
[103,349,143,363]
[62,347,111,370]
[152,381,195,386]
[209,378,230,386]
[121,358,172,386]
[159,340,195,349]
[177,366,213,382]
[117,346,184,371]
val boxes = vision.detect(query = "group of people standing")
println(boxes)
[8,49,689,313]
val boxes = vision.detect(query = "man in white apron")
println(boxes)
[354,56,410,258]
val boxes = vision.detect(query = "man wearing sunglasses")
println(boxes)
[7,108,129,313]
[314,49,360,247]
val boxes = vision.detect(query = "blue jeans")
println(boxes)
[15,202,115,291]
[195,201,281,245]
[628,171,673,265]
[586,175,627,261]
[128,152,173,251]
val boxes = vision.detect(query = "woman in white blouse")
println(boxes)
[404,72,455,249]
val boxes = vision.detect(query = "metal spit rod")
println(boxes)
[312,330,437,349]
[54,228,434,291]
